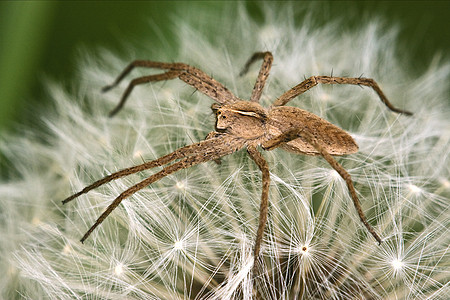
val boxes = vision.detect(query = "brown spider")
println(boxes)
[63,51,412,260]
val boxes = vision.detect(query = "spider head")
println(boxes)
[213,101,267,139]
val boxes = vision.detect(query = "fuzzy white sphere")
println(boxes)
[1,4,449,300]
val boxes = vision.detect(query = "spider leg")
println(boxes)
[76,135,245,243]
[107,71,182,117]
[63,133,228,204]
[205,132,222,165]
[247,145,271,260]
[103,60,239,116]
[79,155,204,243]
[239,52,274,103]
[262,128,383,244]
[272,76,413,115]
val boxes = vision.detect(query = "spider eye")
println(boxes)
[216,111,226,119]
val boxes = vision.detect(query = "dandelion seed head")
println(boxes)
[114,263,124,276]
[259,25,279,42]
[7,265,16,276]
[330,169,340,180]
[31,217,41,226]
[407,183,422,194]
[391,258,404,272]
[319,91,330,101]
[173,240,184,251]
[62,244,71,255]
[133,149,143,159]
[1,3,449,299]
[175,180,186,190]
[440,178,450,189]
[161,88,174,99]
[297,244,311,257]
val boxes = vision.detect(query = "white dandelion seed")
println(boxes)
[114,263,124,276]
[391,258,404,274]
[175,181,186,190]
[173,240,184,251]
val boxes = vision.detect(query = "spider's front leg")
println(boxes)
[205,131,223,165]
[63,134,245,243]
[78,153,217,243]
[262,129,383,245]
[273,75,413,115]
[102,60,240,117]
[62,136,230,204]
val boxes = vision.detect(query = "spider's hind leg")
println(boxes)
[262,128,383,244]
[273,75,412,115]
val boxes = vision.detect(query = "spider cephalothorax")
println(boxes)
[63,51,412,267]
[214,101,268,139]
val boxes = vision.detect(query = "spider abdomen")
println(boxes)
[267,106,359,155]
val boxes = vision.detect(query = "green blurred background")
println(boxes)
[0,1,448,133]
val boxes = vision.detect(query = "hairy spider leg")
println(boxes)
[247,146,270,260]
[102,60,240,116]
[79,153,212,242]
[107,71,182,117]
[239,52,274,103]
[63,134,245,243]
[262,128,383,244]
[62,135,231,204]
[272,75,413,115]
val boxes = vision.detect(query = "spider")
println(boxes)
[63,51,412,260]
